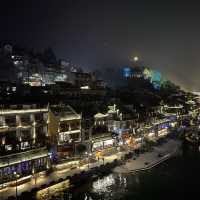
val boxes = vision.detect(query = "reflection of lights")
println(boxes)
[92,174,115,193]
[118,174,127,187]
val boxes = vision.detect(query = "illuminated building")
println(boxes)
[69,72,95,87]
[48,105,81,158]
[122,64,167,90]
[42,67,68,86]
[163,105,183,116]
[123,67,133,78]
[24,73,43,86]
[0,106,50,185]
[92,104,136,151]
[91,106,119,153]
[144,119,171,141]
[122,66,144,79]
[94,79,107,89]
[0,81,17,96]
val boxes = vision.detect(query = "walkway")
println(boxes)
[113,139,181,173]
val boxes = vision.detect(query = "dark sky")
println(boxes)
[1,0,200,90]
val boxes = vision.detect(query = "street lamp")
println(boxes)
[13,171,20,200]
[88,153,92,169]
[85,152,89,169]
[102,157,105,165]
[32,168,37,186]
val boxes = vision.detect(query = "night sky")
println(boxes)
[1,0,200,91]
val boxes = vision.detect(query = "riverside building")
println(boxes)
[48,105,82,158]
[0,105,50,185]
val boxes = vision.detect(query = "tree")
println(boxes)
[0,54,17,82]
[41,47,57,65]
[76,144,87,155]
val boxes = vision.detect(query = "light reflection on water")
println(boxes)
[36,172,140,200]
[35,173,129,200]
[92,174,116,194]
[84,173,128,200]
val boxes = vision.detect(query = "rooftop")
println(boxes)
[50,105,81,121]
[0,108,48,116]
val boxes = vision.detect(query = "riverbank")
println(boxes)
[1,138,181,200]
[0,151,128,200]
[114,139,181,174]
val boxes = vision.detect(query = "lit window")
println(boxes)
[12,87,16,92]
[5,145,12,151]
[21,142,30,150]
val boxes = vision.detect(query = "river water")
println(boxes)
[39,145,200,200]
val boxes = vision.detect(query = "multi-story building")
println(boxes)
[92,105,123,152]
[0,81,17,96]
[0,106,50,185]
[69,72,95,87]
[48,105,82,158]
[94,80,106,89]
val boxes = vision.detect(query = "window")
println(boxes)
[70,133,79,141]
[70,121,80,130]
[21,141,30,150]
[60,123,69,132]
[93,141,103,150]
[59,132,70,143]
[0,116,5,127]
[35,113,44,123]
[5,145,12,151]
[5,116,16,127]
[21,129,31,141]
[5,130,17,144]
[20,115,30,126]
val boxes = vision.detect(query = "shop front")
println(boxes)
[92,138,116,158]
[144,126,156,141]
[92,138,114,152]
[0,148,50,185]
[134,137,143,149]
[57,144,74,158]
[113,128,132,145]
[157,122,170,137]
